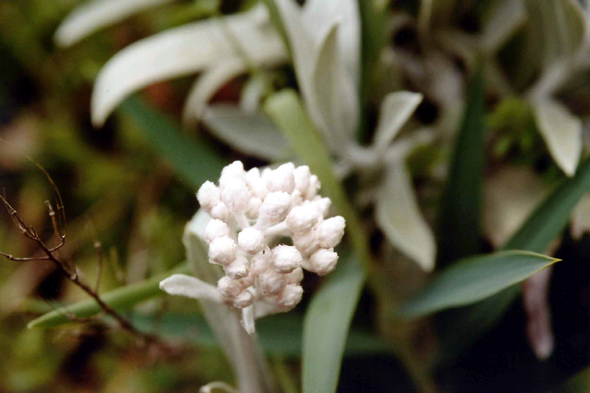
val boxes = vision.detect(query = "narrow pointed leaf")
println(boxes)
[533,99,582,176]
[437,67,485,266]
[28,263,190,329]
[202,104,292,161]
[55,0,176,47]
[439,156,590,361]
[302,253,366,393]
[399,251,559,318]
[376,163,436,271]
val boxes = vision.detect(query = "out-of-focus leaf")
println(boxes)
[274,0,360,152]
[437,67,485,266]
[311,21,359,150]
[302,254,366,393]
[120,97,225,189]
[202,104,291,161]
[28,263,190,329]
[91,6,286,125]
[524,0,586,68]
[532,99,582,176]
[302,0,360,87]
[439,155,590,362]
[182,59,247,125]
[54,0,176,47]
[376,163,436,271]
[264,90,369,393]
[480,0,526,53]
[358,0,387,101]
[399,251,559,318]
[373,92,423,154]
[131,312,388,358]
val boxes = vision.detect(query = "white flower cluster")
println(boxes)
[197,161,345,311]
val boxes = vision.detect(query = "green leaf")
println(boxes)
[202,104,292,161]
[131,312,388,358]
[28,263,190,329]
[120,97,225,189]
[358,0,386,102]
[302,253,366,393]
[438,155,590,361]
[553,366,590,393]
[399,251,559,318]
[437,66,486,266]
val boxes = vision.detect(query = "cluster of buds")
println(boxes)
[197,161,345,312]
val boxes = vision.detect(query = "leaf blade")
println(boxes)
[28,263,190,329]
[399,251,559,318]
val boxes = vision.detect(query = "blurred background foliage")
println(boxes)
[4,0,590,392]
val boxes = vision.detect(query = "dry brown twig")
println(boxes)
[0,188,161,348]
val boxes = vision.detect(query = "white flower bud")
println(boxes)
[259,269,286,296]
[233,289,254,308]
[245,197,262,220]
[309,248,339,276]
[293,230,320,258]
[285,267,304,284]
[218,276,243,298]
[245,168,268,200]
[311,197,332,218]
[316,216,346,249]
[251,251,270,276]
[197,181,220,211]
[238,227,265,254]
[204,219,230,243]
[267,163,295,194]
[286,205,322,235]
[210,202,231,221]
[293,165,311,195]
[257,192,292,228]
[239,273,255,288]
[208,237,236,265]
[271,245,302,273]
[277,284,303,309]
[306,175,321,199]
[219,161,245,188]
[221,179,251,212]
[224,256,249,279]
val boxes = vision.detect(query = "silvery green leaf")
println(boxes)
[376,163,436,272]
[202,104,291,161]
[159,274,223,303]
[91,6,286,126]
[302,0,360,87]
[483,166,552,248]
[182,59,248,125]
[532,99,582,176]
[373,91,423,155]
[55,0,176,47]
[481,0,526,53]
[311,21,359,149]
